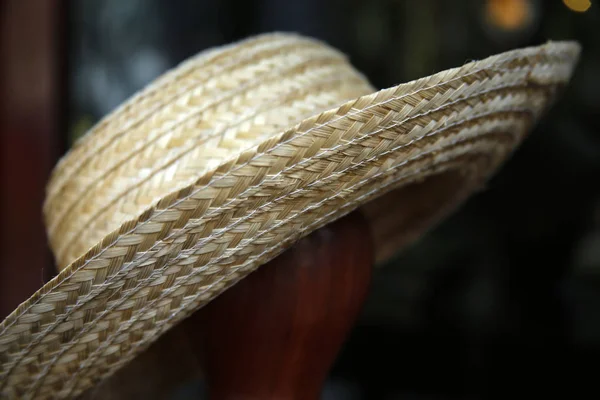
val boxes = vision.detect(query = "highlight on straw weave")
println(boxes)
[0,33,580,399]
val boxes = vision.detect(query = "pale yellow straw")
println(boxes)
[0,33,579,399]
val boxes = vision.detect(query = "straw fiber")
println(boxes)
[0,33,579,399]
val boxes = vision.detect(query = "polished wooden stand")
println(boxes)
[185,211,374,399]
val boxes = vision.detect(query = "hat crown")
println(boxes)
[44,33,374,269]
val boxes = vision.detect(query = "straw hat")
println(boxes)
[0,33,580,399]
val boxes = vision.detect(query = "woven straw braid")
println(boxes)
[0,33,579,399]
[46,38,373,267]
[46,34,335,195]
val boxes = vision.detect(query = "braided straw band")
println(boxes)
[0,33,579,399]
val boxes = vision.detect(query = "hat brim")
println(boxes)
[0,38,580,399]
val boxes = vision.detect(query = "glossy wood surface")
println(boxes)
[186,211,374,400]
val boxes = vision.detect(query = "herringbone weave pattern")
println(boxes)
[0,33,579,399]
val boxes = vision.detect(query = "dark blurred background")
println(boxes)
[1,0,599,399]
